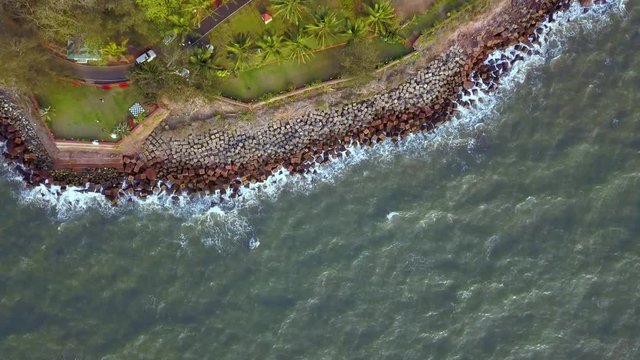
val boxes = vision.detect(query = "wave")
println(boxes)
[0,0,628,234]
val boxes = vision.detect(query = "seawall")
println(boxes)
[0,0,593,201]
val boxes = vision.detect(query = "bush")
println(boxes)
[338,39,380,78]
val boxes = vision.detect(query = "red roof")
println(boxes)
[261,13,273,24]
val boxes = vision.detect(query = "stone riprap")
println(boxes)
[0,91,54,170]
[1,0,587,201]
[141,47,467,169]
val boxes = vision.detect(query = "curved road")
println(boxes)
[65,62,131,83]
[66,0,253,83]
[190,0,253,45]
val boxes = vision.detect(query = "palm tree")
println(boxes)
[130,61,179,102]
[226,33,254,71]
[304,10,342,48]
[101,39,128,59]
[343,17,367,43]
[256,31,285,64]
[184,0,212,27]
[285,31,313,64]
[168,14,196,41]
[380,27,402,43]
[365,0,396,36]
[190,46,218,73]
[271,0,308,25]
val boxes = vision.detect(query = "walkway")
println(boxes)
[52,108,169,170]
[55,142,124,170]
[47,1,253,169]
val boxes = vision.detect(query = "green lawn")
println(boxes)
[401,0,483,37]
[219,40,411,102]
[207,1,412,102]
[36,80,139,142]
[209,2,351,70]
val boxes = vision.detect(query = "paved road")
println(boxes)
[189,0,254,46]
[65,62,131,83]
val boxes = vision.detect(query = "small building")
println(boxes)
[261,13,273,25]
[66,37,101,63]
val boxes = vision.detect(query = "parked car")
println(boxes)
[135,50,157,65]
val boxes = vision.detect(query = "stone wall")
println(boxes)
[118,0,569,199]
[0,90,55,170]
[2,0,575,201]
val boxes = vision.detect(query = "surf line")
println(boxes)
[0,0,623,210]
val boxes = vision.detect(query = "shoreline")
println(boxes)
[0,0,598,203]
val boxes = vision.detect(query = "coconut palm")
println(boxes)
[285,31,313,64]
[343,17,367,42]
[226,33,254,71]
[190,46,218,73]
[271,0,308,25]
[256,31,285,63]
[304,10,342,48]
[168,14,196,41]
[101,39,128,58]
[184,0,212,27]
[380,27,402,43]
[365,0,396,36]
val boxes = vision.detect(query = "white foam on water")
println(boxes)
[0,0,627,242]
[387,212,401,221]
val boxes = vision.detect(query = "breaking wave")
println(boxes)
[0,0,628,248]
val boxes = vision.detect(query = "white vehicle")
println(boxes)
[135,50,157,64]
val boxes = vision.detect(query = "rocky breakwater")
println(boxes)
[1,0,590,202]
[0,91,52,168]
[120,1,575,199]
[0,90,54,185]
[125,47,467,197]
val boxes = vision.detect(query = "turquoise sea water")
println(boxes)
[1,1,638,358]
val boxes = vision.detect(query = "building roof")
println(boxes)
[261,13,273,24]
[66,37,101,63]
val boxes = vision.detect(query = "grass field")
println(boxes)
[219,40,411,102]
[206,1,414,101]
[209,3,351,70]
[36,80,139,142]
[400,0,481,37]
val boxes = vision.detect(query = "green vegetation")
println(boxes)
[401,0,486,38]
[219,39,409,102]
[0,0,489,116]
[35,80,140,141]
[193,0,411,100]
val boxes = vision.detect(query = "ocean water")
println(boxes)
[1,1,638,358]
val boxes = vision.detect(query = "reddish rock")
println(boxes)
[144,167,157,181]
